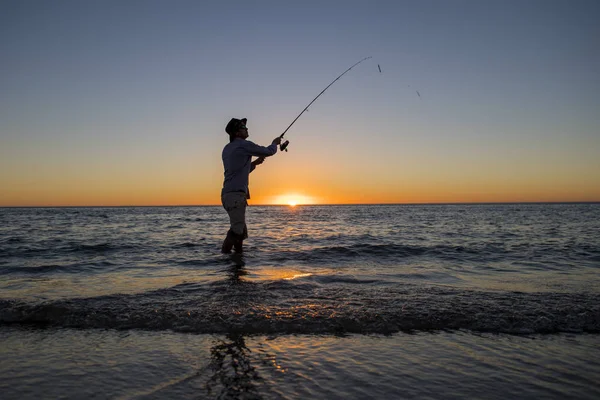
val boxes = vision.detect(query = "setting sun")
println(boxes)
[270,194,316,206]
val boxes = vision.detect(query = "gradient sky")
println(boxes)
[1,0,599,206]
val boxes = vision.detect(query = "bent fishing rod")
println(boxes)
[278,56,372,152]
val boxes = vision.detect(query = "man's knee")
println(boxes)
[228,227,247,241]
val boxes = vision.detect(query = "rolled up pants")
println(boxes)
[221,191,249,239]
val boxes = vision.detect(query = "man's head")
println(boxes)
[225,118,249,142]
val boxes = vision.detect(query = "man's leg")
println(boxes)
[221,230,235,253]
[222,193,248,254]
[221,228,246,253]
[233,226,248,253]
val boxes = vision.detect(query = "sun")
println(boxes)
[271,194,316,206]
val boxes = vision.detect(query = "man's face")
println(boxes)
[237,125,249,139]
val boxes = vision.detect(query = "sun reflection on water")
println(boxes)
[243,268,319,282]
[284,273,312,280]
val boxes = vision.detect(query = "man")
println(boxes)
[221,118,282,253]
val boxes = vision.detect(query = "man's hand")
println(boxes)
[252,157,265,167]
[272,136,282,145]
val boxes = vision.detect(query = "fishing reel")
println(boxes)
[280,140,289,152]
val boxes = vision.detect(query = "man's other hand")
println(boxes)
[253,157,265,166]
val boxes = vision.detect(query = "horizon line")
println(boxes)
[1,201,599,208]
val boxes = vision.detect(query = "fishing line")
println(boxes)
[278,56,373,152]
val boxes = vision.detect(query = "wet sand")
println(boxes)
[1,327,599,399]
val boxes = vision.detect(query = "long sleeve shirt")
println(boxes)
[221,138,277,197]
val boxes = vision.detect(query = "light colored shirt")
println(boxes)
[221,138,277,197]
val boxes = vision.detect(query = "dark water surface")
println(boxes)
[1,327,599,400]
[1,204,599,398]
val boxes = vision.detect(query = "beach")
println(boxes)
[1,328,599,399]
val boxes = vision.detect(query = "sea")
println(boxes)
[1,204,599,399]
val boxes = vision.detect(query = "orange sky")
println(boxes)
[2,149,599,206]
[2,125,599,206]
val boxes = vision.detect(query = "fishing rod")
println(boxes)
[278,56,373,152]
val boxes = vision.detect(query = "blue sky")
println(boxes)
[1,0,599,205]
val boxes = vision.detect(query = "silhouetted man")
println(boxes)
[221,118,281,253]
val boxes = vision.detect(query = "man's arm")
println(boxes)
[243,137,282,157]
[250,157,265,173]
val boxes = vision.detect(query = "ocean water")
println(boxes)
[1,204,599,399]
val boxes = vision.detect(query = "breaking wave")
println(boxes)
[1,282,598,335]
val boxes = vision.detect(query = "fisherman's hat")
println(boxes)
[225,118,247,135]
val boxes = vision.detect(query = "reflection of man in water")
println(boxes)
[221,118,281,253]
[207,334,260,397]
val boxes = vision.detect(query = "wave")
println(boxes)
[176,257,232,267]
[0,264,72,274]
[1,285,598,335]
[0,237,25,244]
[0,261,120,275]
[69,243,125,253]
[1,242,139,258]
[270,243,499,264]
[267,241,600,268]
[173,241,205,248]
